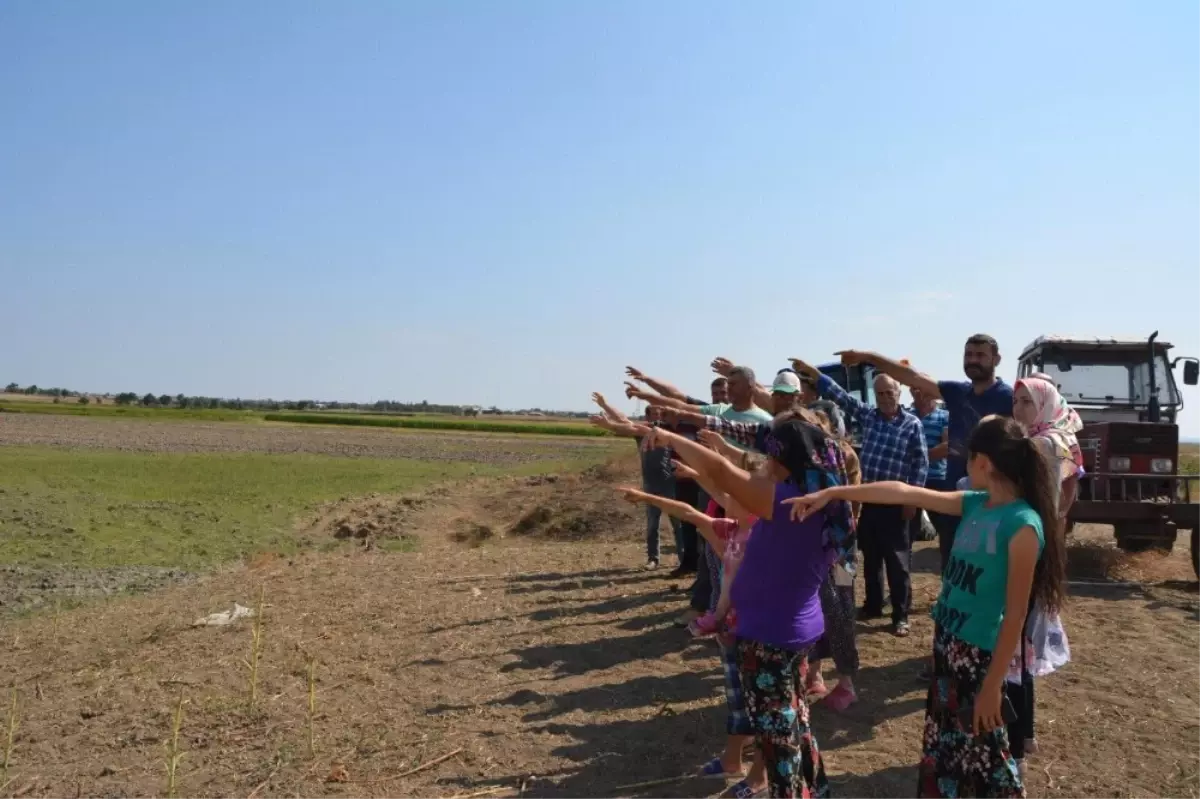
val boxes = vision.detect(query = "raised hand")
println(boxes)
[590,392,607,407]
[625,366,646,381]
[711,357,735,377]
[697,429,724,451]
[782,490,832,522]
[835,350,871,367]
[670,459,700,481]
[788,357,821,380]
[624,381,644,400]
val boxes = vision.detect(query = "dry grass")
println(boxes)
[0,453,1196,798]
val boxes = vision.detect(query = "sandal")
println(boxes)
[726,779,767,798]
[700,757,746,779]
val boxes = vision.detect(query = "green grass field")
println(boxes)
[0,446,601,569]
[262,412,604,436]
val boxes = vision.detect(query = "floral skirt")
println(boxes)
[735,638,829,798]
[917,628,1024,798]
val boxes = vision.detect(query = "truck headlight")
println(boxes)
[1150,458,1173,474]
[1108,457,1131,472]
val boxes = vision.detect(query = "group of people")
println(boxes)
[587,333,1082,798]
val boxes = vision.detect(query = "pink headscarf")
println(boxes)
[1016,377,1084,471]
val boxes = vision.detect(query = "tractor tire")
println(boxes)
[1114,521,1175,554]
[1191,527,1198,578]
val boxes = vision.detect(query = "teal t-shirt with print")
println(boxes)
[931,491,1044,652]
[699,403,774,452]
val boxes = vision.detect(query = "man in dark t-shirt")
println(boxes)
[835,334,1014,490]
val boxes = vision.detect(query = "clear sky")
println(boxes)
[2,1,1197,432]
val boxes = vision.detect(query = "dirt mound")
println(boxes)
[305,452,642,549]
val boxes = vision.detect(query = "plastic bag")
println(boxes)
[1028,607,1071,677]
[1005,604,1070,683]
[915,510,937,542]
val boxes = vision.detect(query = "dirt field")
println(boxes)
[1,441,1197,799]
[0,413,614,464]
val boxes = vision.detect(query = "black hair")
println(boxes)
[967,416,1065,613]
[711,376,729,386]
[965,333,1000,356]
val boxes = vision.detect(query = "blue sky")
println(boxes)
[2,1,1197,431]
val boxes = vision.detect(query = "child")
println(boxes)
[617,462,761,784]
[785,415,1066,798]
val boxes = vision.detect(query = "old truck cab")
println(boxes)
[1017,333,1199,568]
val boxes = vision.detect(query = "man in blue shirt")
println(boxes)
[793,358,928,637]
[835,334,1014,491]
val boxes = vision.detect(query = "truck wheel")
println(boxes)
[1114,521,1175,553]
[1191,528,1198,578]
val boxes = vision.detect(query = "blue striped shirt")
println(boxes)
[817,376,928,487]
[912,406,949,483]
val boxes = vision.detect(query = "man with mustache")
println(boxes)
[835,333,1014,506]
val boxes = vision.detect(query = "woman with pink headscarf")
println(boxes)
[1005,374,1081,778]
[1015,374,1085,517]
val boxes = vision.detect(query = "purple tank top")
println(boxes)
[729,481,827,650]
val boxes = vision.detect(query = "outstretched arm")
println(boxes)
[645,427,775,520]
[785,481,966,521]
[625,383,694,411]
[591,392,628,424]
[791,358,871,426]
[588,415,644,438]
[836,350,941,399]
[625,367,691,403]
[617,487,714,538]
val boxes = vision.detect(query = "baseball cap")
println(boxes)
[771,370,802,394]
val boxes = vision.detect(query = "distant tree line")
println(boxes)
[6,382,590,417]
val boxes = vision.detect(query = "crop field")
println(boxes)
[0,397,601,436]
[0,413,1197,798]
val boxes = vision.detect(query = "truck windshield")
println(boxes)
[1039,354,1180,407]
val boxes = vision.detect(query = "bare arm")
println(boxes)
[591,392,628,424]
[625,367,690,402]
[618,487,715,539]
[646,428,775,520]
[625,383,694,411]
[786,481,966,520]
[975,527,1039,733]
[671,459,731,515]
[588,415,641,437]
[837,350,940,399]
[697,428,746,466]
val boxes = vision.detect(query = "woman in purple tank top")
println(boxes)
[644,414,855,798]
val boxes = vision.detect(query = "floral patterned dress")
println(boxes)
[918,628,1025,798]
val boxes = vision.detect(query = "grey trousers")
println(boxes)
[810,573,860,676]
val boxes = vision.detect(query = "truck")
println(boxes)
[1015,333,1200,574]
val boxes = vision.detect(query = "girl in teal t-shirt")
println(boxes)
[782,415,1066,799]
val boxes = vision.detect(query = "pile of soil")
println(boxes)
[307,453,642,548]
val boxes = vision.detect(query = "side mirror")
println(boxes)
[1184,359,1199,386]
